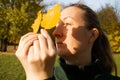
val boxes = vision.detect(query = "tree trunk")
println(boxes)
[0,38,7,52]
[14,44,17,50]
[0,39,2,51]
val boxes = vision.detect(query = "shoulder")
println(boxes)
[54,66,68,80]
[95,73,120,80]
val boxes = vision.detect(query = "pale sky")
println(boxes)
[41,0,120,11]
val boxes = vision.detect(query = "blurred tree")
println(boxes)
[0,1,10,51]
[97,5,118,34]
[97,4,120,53]
[0,0,43,51]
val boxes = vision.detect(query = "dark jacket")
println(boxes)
[47,58,120,80]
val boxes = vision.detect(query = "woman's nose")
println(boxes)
[52,26,63,38]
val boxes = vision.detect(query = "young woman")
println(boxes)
[16,3,120,80]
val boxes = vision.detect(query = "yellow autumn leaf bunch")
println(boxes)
[31,4,61,33]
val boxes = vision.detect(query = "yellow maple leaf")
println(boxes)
[41,4,61,29]
[31,4,61,33]
[31,10,42,33]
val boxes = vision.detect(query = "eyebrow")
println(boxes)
[63,16,74,21]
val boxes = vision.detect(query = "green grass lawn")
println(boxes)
[0,53,26,80]
[113,54,120,76]
[0,52,120,80]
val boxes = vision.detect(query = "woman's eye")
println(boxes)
[66,23,71,25]
[63,23,71,27]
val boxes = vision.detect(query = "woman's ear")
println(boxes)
[88,28,99,43]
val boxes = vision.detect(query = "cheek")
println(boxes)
[72,28,90,44]
[64,31,80,54]
[65,29,90,54]
[68,38,81,54]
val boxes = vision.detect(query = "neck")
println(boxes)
[64,52,92,66]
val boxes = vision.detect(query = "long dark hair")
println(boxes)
[65,3,117,75]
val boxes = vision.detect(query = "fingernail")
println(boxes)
[41,29,44,33]
[41,29,47,33]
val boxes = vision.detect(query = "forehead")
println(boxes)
[60,6,86,26]
[61,6,85,20]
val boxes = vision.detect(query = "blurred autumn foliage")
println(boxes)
[97,4,120,53]
[0,0,43,51]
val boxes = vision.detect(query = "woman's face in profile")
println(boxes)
[53,6,92,58]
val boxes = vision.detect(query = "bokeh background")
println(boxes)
[0,0,120,80]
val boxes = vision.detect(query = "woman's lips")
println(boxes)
[57,42,63,44]
[56,42,63,45]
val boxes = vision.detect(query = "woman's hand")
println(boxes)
[15,29,56,80]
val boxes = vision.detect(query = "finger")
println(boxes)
[38,34,48,59]
[27,46,34,63]
[41,29,56,54]
[16,34,38,57]
[20,32,34,42]
[38,34,48,51]
[23,38,37,55]
[16,37,37,58]
[19,33,38,49]
[20,34,38,46]
[33,40,40,60]
[18,33,37,51]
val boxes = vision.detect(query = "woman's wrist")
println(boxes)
[26,71,53,80]
[44,76,55,80]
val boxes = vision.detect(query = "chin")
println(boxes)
[57,49,72,57]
